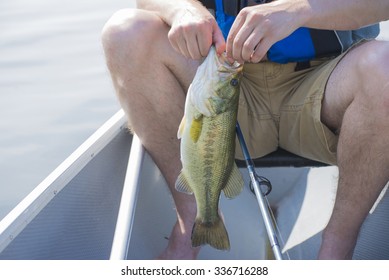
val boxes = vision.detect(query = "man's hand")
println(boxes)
[226,1,305,63]
[168,6,225,60]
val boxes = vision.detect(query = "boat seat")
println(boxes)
[235,148,329,168]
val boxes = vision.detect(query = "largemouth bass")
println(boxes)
[175,46,244,250]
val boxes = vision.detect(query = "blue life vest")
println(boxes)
[214,0,341,63]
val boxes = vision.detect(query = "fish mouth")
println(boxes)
[217,52,243,73]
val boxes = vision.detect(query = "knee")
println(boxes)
[355,41,389,113]
[101,9,163,60]
[357,41,389,76]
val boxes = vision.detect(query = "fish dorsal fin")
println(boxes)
[190,114,203,143]
[175,171,193,195]
[177,115,186,139]
[223,164,244,199]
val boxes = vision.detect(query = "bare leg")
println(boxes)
[102,9,200,259]
[319,40,389,259]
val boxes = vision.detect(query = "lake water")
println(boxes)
[0,1,388,221]
[0,0,133,220]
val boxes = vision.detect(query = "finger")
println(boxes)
[186,34,203,59]
[196,19,225,58]
[176,38,191,59]
[196,28,213,57]
[241,26,263,61]
[168,28,189,58]
[250,38,272,63]
[231,24,254,62]
[176,37,191,58]
[212,22,226,55]
[241,37,259,62]
[226,15,244,59]
[177,23,202,59]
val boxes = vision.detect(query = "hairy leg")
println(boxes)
[319,40,389,259]
[102,9,200,259]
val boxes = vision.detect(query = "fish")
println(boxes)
[175,46,244,250]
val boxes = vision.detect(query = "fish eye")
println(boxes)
[230,78,238,87]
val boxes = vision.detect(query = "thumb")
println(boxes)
[212,22,226,55]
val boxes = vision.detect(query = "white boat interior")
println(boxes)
[0,110,388,260]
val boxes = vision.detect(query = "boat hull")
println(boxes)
[1,110,389,260]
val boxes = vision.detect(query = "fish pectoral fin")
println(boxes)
[223,164,244,199]
[177,116,186,139]
[175,171,194,194]
[189,114,203,143]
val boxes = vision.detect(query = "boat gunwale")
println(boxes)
[0,110,128,253]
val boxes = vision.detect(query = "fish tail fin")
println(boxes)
[191,217,230,251]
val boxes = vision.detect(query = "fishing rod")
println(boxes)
[236,122,284,260]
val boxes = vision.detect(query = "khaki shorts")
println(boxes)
[235,53,348,165]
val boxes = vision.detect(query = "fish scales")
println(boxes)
[175,47,244,250]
